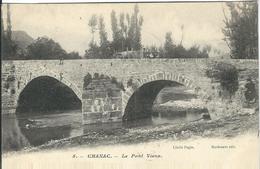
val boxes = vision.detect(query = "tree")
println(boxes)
[2,33,18,60]
[85,4,144,58]
[129,4,143,50]
[84,42,100,59]
[125,13,131,50]
[186,45,209,58]
[111,10,120,52]
[222,2,258,59]
[174,45,187,58]
[110,4,144,53]
[26,37,67,60]
[161,32,209,58]
[187,45,200,58]
[88,14,98,44]
[66,52,81,59]
[85,15,101,59]
[158,46,165,58]
[164,32,175,58]
[85,15,113,59]
[98,16,112,58]
[1,9,18,60]
[99,16,108,46]
[119,13,127,51]
[180,24,184,45]
[1,11,4,53]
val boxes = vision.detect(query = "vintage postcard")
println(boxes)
[1,1,259,169]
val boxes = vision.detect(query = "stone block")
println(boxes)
[83,112,102,124]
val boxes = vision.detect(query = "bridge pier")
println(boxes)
[81,75,124,124]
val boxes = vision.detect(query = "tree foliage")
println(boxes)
[26,37,81,60]
[206,62,239,99]
[129,4,143,50]
[85,4,144,58]
[27,37,66,59]
[111,10,120,52]
[85,4,211,59]
[164,32,175,58]
[88,14,98,43]
[2,9,81,60]
[66,51,81,59]
[84,42,100,59]
[152,32,210,58]
[222,2,258,59]
[110,4,143,52]
[2,34,18,60]
[99,16,113,58]
[1,14,19,60]
[85,16,113,59]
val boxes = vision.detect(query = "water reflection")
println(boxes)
[83,122,123,134]
[2,86,208,152]
[152,110,207,125]
[2,110,83,152]
[2,114,30,152]
[2,108,205,152]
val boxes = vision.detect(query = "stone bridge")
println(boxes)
[2,59,258,124]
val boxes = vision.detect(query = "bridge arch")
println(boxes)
[16,75,82,113]
[16,67,82,102]
[122,71,199,121]
[15,67,82,113]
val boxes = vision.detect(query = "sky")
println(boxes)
[2,3,232,56]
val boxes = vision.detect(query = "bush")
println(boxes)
[206,62,239,99]
[83,73,92,89]
[93,73,99,79]
[111,77,125,91]
[127,79,134,88]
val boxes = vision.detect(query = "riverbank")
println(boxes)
[13,111,257,153]
[3,132,259,169]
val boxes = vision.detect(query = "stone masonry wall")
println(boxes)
[82,76,123,124]
[2,61,17,114]
[1,59,258,122]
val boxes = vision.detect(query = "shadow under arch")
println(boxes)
[123,80,185,121]
[15,76,82,147]
[16,76,82,114]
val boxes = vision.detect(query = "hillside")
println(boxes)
[11,30,34,50]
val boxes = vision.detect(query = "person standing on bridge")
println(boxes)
[59,55,64,65]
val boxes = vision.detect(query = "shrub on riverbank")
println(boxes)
[206,62,239,100]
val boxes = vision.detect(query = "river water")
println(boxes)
[2,86,207,152]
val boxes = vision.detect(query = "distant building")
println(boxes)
[113,49,144,59]
[143,48,159,58]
